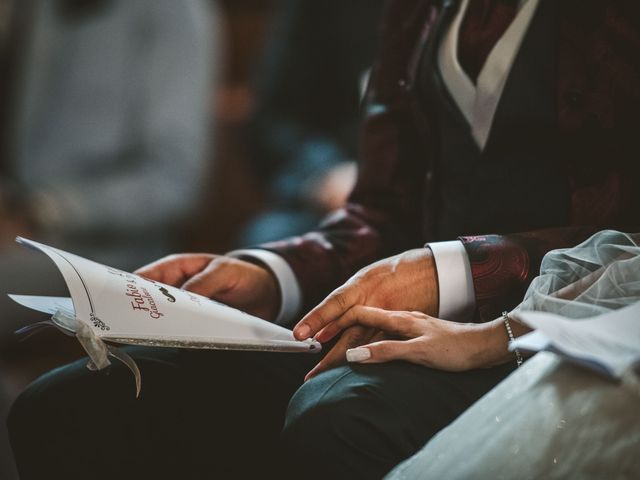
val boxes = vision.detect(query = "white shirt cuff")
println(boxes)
[226,248,302,326]
[426,240,476,321]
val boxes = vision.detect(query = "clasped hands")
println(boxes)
[291,248,488,379]
[136,248,494,381]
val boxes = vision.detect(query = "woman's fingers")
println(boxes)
[346,338,421,364]
[304,325,381,381]
[315,306,427,343]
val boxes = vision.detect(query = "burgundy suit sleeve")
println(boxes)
[257,1,439,323]
[459,227,603,322]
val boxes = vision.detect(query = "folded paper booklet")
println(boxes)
[9,237,321,356]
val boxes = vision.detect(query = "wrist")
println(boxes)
[263,271,281,321]
[470,316,534,368]
[234,256,282,322]
[398,248,439,316]
[465,320,511,369]
[420,248,439,316]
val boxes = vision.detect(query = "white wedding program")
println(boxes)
[9,237,320,354]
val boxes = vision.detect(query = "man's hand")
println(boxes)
[293,248,439,378]
[135,254,280,321]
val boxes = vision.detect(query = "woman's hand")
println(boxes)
[315,306,488,371]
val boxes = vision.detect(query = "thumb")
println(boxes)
[345,340,413,364]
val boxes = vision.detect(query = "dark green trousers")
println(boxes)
[8,346,514,479]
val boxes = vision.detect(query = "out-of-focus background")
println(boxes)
[0,0,385,477]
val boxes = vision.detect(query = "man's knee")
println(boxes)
[283,367,353,444]
[7,362,80,479]
[8,358,90,446]
[7,384,35,447]
[281,366,404,478]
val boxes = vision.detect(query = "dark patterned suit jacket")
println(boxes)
[260,0,640,326]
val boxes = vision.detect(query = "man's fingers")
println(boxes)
[294,285,358,340]
[304,325,373,381]
[181,259,235,299]
[135,254,215,286]
[346,339,416,364]
[315,306,424,343]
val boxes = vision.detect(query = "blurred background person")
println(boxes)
[0,0,217,332]
[239,0,385,244]
[0,1,219,478]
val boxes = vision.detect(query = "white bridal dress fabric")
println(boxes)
[386,231,640,480]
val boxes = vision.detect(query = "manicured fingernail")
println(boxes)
[346,348,371,362]
[296,325,311,339]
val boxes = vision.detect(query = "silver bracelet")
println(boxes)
[502,311,523,367]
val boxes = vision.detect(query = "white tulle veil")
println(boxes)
[515,230,640,318]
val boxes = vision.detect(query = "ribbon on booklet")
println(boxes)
[16,310,142,397]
